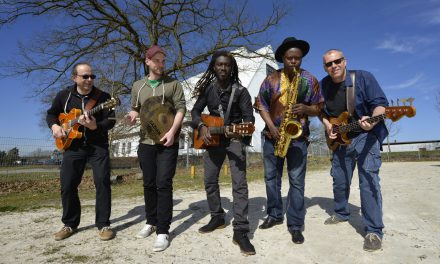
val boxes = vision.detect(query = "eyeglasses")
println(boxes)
[324,57,345,68]
[76,74,96,80]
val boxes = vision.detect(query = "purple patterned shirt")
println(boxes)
[254,68,324,137]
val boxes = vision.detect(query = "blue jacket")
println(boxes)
[320,69,389,145]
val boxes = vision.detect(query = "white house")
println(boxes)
[111,45,278,157]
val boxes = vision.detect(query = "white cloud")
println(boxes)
[422,8,440,24]
[376,36,436,54]
[376,37,414,54]
[385,73,423,90]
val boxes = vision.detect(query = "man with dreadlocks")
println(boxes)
[191,51,256,255]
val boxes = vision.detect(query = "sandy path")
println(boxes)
[1,161,439,264]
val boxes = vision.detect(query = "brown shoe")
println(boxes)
[54,226,75,241]
[98,226,114,241]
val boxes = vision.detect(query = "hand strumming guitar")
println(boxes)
[51,124,66,139]
[199,125,212,145]
[322,118,337,139]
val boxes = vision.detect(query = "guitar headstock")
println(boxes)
[103,97,121,110]
[385,106,416,122]
[231,122,255,136]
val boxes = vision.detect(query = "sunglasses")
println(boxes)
[324,57,344,68]
[76,74,96,80]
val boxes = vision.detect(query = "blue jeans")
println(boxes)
[331,132,384,237]
[262,136,308,231]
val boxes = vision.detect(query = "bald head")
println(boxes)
[323,49,347,83]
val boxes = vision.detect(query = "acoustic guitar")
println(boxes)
[55,98,120,151]
[326,106,416,151]
[193,114,255,149]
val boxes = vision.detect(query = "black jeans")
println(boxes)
[138,143,178,234]
[203,140,250,232]
[60,144,111,229]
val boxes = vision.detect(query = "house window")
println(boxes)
[126,142,132,155]
[112,142,119,157]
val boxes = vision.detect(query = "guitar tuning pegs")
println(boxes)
[390,99,394,106]
[407,97,415,106]
[400,98,407,106]
[396,98,400,106]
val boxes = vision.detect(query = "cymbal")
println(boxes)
[140,96,175,143]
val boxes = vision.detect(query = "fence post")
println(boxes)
[191,165,195,179]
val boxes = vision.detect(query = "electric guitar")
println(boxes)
[193,114,255,149]
[55,98,120,151]
[326,106,416,151]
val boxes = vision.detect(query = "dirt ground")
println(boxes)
[1,161,439,264]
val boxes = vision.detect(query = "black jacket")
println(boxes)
[46,85,116,148]
[191,81,255,145]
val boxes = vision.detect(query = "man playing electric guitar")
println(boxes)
[46,62,116,242]
[191,50,256,255]
[320,49,388,252]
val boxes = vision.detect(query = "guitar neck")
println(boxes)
[334,114,385,134]
[208,126,226,134]
[71,104,105,126]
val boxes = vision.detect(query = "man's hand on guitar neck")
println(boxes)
[79,112,97,130]
[358,106,386,131]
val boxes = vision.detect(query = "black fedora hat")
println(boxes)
[275,37,310,62]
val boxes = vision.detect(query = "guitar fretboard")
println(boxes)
[333,114,385,134]
[208,127,226,134]
[70,104,107,127]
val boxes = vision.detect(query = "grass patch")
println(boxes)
[0,155,330,212]
[3,151,437,213]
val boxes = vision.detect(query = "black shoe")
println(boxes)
[198,216,226,233]
[259,217,283,229]
[291,230,304,244]
[233,231,256,255]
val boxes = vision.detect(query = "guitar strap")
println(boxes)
[346,71,356,117]
[84,88,102,111]
[224,84,237,124]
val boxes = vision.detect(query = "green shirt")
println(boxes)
[148,79,161,89]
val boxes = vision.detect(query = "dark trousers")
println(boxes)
[60,144,111,229]
[138,143,178,234]
[203,140,250,232]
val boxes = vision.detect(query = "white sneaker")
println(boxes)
[136,224,156,238]
[153,234,170,252]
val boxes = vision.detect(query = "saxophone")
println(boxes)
[274,68,303,158]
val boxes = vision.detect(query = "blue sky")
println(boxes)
[0,0,439,144]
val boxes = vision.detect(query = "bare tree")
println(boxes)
[0,0,289,100]
[384,119,400,160]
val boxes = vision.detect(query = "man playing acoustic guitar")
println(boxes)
[46,62,116,241]
[191,50,256,255]
[320,49,388,252]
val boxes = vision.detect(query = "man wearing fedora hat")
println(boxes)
[254,37,324,244]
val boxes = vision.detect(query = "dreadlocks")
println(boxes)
[192,50,240,98]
